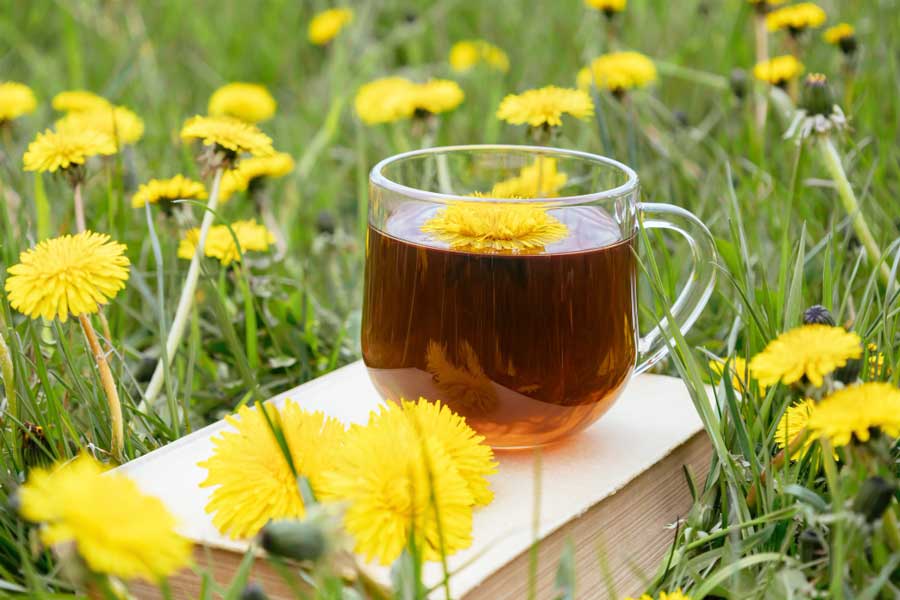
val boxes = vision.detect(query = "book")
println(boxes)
[121,361,711,599]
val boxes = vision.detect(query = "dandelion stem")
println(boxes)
[73,181,86,232]
[143,167,224,408]
[78,313,123,462]
[753,14,770,131]
[818,136,893,285]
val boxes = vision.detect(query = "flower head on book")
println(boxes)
[199,401,346,539]
[749,324,861,388]
[18,454,191,581]
[319,398,497,564]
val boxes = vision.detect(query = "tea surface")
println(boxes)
[362,204,637,447]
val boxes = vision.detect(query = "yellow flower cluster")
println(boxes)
[208,82,277,124]
[749,324,861,387]
[5,232,130,322]
[178,219,276,265]
[180,115,274,157]
[51,90,110,113]
[824,23,855,45]
[766,2,827,33]
[584,0,626,13]
[354,77,465,124]
[132,174,208,208]
[577,51,657,94]
[19,454,191,581]
[496,85,594,128]
[199,398,496,565]
[56,105,145,145]
[422,200,569,252]
[308,8,353,45]
[753,54,804,86]
[220,151,295,200]
[0,81,37,122]
[449,40,510,73]
[199,401,346,539]
[23,129,117,173]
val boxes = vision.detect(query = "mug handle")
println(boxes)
[634,202,718,375]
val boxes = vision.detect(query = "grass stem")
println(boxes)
[78,313,123,463]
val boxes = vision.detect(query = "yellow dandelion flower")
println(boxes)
[319,400,482,565]
[131,175,207,209]
[766,2,827,33]
[753,55,804,86]
[775,398,816,459]
[208,82,277,124]
[496,86,594,128]
[6,232,130,322]
[23,129,117,173]
[824,22,855,44]
[56,105,145,145]
[709,356,767,396]
[577,51,657,94]
[427,340,498,416]
[219,152,295,200]
[19,454,191,581]
[411,79,465,115]
[0,82,37,122]
[747,0,787,6]
[308,7,353,45]
[51,90,110,113]
[199,401,345,539]
[178,219,276,266]
[449,40,510,73]
[584,0,626,13]
[401,397,498,507]
[489,157,568,198]
[625,590,691,600]
[422,200,568,252]
[749,325,862,388]
[354,77,464,124]
[807,382,900,447]
[180,115,274,157]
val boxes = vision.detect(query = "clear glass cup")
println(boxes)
[362,145,716,448]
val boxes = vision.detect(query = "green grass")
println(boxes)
[2,0,900,597]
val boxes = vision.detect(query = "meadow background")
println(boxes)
[2,0,900,597]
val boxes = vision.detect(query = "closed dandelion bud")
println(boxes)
[802,305,836,326]
[730,68,748,99]
[260,519,326,562]
[240,582,269,600]
[800,74,834,117]
[852,477,895,523]
[798,528,826,563]
[316,210,336,235]
[839,36,858,56]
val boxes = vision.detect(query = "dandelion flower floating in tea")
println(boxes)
[56,105,145,145]
[0,81,37,123]
[199,401,346,539]
[422,201,569,252]
[748,324,862,388]
[178,219,275,266]
[427,340,499,417]
[806,383,900,447]
[18,453,192,581]
[132,174,207,208]
[319,399,492,564]
[23,129,117,173]
[5,231,130,322]
[51,89,110,113]
[208,82,277,124]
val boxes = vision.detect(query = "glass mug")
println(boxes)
[362,145,715,448]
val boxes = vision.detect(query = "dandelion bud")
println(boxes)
[730,68,748,100]
[260,519,327,562]
[838,35,858,56]
[315,210,336,235]
[800,74,835,117]
[802,305,836,326]
[241,582,270,600]
[852,477,895,523]
[798,528,825,563]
